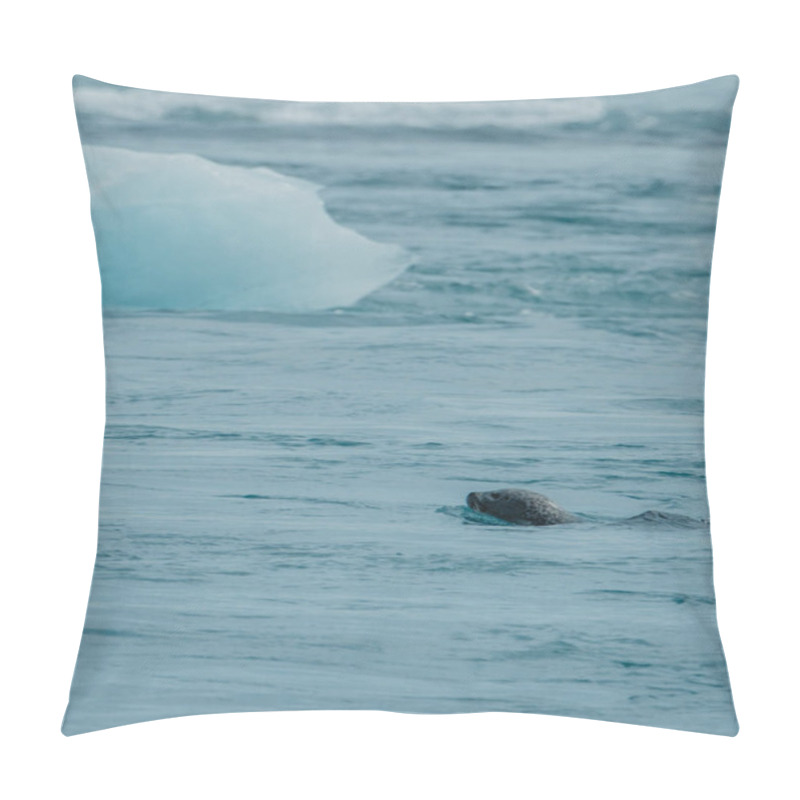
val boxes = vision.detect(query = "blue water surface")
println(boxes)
[63,76,738,736]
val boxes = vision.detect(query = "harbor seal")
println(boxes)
[466,488,577,526]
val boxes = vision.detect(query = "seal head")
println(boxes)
[466,488,577,526]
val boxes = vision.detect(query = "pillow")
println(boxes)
[63,75,739,736]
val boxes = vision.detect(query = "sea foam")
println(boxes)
[82,146,411,311]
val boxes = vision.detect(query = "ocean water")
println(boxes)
[63,76,738,736]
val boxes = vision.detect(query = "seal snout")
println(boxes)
[466,492,482,512]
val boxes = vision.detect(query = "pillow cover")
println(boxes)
[63,75,739,736]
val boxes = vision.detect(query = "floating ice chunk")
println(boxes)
[82,146,411,311]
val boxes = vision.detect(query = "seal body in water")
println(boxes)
[466,489,577,526]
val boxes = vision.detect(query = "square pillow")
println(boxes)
[63,75,739,736]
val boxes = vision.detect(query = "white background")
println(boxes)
[2,1,798,797]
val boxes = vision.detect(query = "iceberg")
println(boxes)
[81,146,411,311]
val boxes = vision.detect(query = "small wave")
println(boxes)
[621,178,678,198]
[83,627,149,638]
[413,554,569,575]
[224,494,376,509]
[625,510,709,528]
[582,589,715,606]
[501,639,582,660]
[105,425,372,448]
